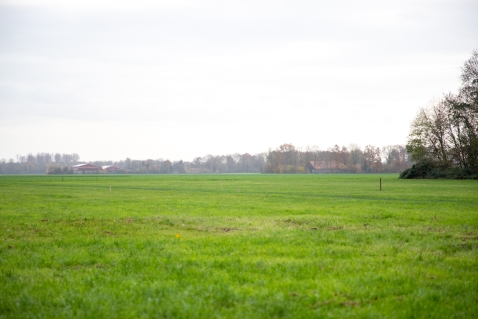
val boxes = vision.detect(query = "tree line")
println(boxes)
[402,49,478,179]
[264,143,410,174]
[84,154,267,174]
[0,144,410,175]
[0,153,80,174]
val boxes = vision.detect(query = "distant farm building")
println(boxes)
[305,161,332,174]
[102,165,120,173]
[72,163,101,174]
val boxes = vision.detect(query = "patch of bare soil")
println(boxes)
[219,227,237,233]
[461,232,478,241]
[327,226,343,231]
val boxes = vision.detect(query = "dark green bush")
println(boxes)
[400,161,478,179]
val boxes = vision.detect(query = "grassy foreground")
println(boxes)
[0,174,477,318]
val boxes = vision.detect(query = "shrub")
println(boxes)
[400,161,478,179]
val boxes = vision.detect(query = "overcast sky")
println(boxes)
[1,0,477,162]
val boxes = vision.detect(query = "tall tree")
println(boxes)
[404,50,478,177]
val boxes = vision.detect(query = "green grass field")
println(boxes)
[1,174,477,318]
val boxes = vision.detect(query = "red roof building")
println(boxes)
[72,163,101,174]
[102,165,120,173]
[305,161,333,173]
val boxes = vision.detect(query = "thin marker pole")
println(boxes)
[380,178,382,191]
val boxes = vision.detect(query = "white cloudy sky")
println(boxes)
[1,0,477,162]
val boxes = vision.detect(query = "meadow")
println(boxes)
[0,174,477,318]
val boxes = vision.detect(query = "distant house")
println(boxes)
[102,165,120,173]
[72,163,101,174]
[305,161,332,174]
